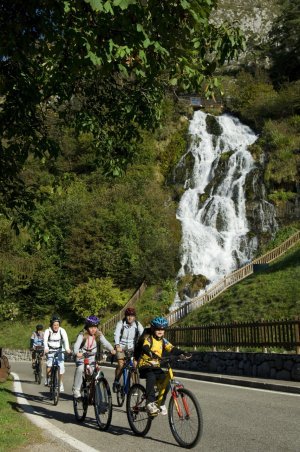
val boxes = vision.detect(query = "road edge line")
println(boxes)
[11,372,99,452]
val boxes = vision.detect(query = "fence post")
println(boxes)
[211,325,217,352]
[295,318,300,355]
[260,319,267,353]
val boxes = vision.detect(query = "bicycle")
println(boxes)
[126,357,203,449]
[32,346,44,385]
[47,348,63,406]
[115,351,139,407]
[73,352,112,431]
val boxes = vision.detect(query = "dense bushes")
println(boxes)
[0,98,183,322]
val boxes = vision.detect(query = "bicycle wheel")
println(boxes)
[126,384,152,436]
[51,367,60,406]
[37,360,42,385]
[94,377,112,431]
[168,387,203,449]
[34,361,38,383]
[73,381,89,422]
[116,372,125,407]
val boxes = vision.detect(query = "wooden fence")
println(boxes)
[165,319,300,353]
[166,231,300,326]
[101,279,147,334]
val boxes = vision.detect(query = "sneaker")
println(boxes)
[146,402,160,415]
[44,378,48,386]
[112,381,120,393]
[160,405,167,415]
[60,383,64,392]
[73,389,81,398]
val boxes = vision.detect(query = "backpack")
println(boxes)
[133,328,166,361]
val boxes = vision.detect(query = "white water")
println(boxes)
[173,110,258,307]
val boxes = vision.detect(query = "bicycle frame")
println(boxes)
[122,355,135,395]
[82,353,104,404]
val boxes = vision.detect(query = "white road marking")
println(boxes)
[176,375,300,396]
[11,372,100,452]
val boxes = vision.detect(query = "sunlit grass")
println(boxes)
[179,242,300,325]
[0,377,44,450]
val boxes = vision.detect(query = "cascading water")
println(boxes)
[172,110,259,309]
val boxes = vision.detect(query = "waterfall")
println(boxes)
[172,110,259,309]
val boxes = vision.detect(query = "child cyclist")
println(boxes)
[137,316,189,416]
[72,315,116,398]
[30,324,44,369]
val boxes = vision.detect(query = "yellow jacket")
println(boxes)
[138,335,173,368]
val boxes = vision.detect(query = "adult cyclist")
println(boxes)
[72,315,115,398]
[44,314,71,392]
[112,307,144,392]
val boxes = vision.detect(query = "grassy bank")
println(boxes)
[0,377,44,450]
[179,242,300,326]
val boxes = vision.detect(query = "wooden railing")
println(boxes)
[165,319,300,353]
[101,279,147,334]
[166,231,300,326]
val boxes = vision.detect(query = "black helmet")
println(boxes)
[50,315,61,326]
[36,324,44,331]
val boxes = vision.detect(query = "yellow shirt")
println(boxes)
[138,335,173,368]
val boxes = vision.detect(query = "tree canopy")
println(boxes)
[268,0,300,83]
[0,0,245,224]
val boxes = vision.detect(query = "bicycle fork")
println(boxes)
[172,385,190,419]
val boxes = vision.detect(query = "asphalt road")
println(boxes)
[11,362,300,452]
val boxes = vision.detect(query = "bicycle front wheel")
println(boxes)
[126,384,152,437]
[94,377,112,431]
[73,382,88,422]
[37,360,42,385]
[168,387,203,449]
[116,373,125,407]
[51,367,60,406]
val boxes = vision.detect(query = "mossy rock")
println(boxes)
[173,151,195,186]
[219,150,234,163]
[206,114,223,136]
[177,274,210,300]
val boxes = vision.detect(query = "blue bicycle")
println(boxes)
[48,348,62,406]
[116,351,139,407]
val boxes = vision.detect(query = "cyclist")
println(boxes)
[44,314,71,392]
[112,307,143,392]
[72,315,116,398]
[137,316,187,416]
[30,324,44,369]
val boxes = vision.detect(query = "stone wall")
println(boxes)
[4,348,300,381]
[172,352,300,382]
[3,348,32,362]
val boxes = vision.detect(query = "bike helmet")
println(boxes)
[36,324,44,331]
[125,307,136,316]
[84,315,100,328]
[150,316,168,330]
[50,315,61,325]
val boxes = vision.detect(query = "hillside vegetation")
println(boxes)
[0,0,299,329]
[178,242,300,326]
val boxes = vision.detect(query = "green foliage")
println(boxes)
[268,0,300,83]
[223,71,279,128]
[0,1,245,223]
[135,281,176,326]
[261,118,300,187]
[69,277,126,320]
